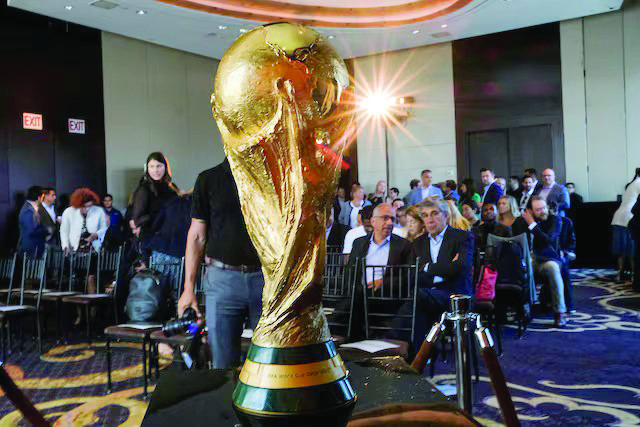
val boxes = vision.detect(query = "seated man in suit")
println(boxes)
[410,198,475,350]
[522,196,568,327]
[341,203,413,340]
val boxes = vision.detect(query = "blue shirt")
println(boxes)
[423,225,448,284]
[420,185,444,201]
[365,234,392,284]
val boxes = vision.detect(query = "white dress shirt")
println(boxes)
[42,202,57,222]
[365,234,391,284]
[423,225,448,284]
[519,188,535,212]
[60,206,108,252]
[342,226,367,254]
[349,201,364,229]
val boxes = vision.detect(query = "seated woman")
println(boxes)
[404,206,425,242]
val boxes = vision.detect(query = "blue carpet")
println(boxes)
[0,269,638,426]
[432,268,640,426]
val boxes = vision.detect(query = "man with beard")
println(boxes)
[522,196,567,327]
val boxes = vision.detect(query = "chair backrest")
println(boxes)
[46,248,66,290]
[360,259,419,341]
[486,233,536,304]
[68,253,92,293]
[149,256,185,302]
[0,253,17,305]
[326,245,345,266]
[19,252,47,306]
[322,261,357,338]
[97,246,123,293]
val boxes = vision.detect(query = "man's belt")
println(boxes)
[209,259,261,273]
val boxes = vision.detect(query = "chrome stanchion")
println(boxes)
[411,294,521,427]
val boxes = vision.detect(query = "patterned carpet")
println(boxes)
[0,269,638,426]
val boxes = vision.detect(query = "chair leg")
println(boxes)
[496,322,503,356]
[1,319,5,362]
[6,320,11,355]
[36,312,42,355]
[85,305,91,346]
[18,317,24,353]
[106,337,112,394]
[154,342,160,379]
[142,340,148,398]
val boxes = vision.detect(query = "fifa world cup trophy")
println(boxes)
[211,23,356,426]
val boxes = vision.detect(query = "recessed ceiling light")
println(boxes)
[239,28,247,33]
[136,9,146,15]
[328,35,335,39]
[412,30,420,35]
[65,5,73,10]
[218,25,227,30]
[441,24,448,28]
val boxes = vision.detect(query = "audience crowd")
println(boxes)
[18,158,625,361]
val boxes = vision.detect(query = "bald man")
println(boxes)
[539,169,570,216]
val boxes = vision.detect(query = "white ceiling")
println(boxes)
[8,0,623,60]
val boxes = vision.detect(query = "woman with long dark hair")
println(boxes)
[612,168,640,283]
[459,178,481,208]
[130,152,181,258]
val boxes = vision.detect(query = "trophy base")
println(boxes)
[233,398,355,427]
[232,341,356,427]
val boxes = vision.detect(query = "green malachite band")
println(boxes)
[247,341,338,365]
[233,376,356,415]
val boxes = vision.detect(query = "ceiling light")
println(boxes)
[328,35,335,39]
[412,30,420,35]
[441,24,448,28]
[136,9,146,15]
[218,25,227,30]
[65,5,73,10]
[239,28,247,34]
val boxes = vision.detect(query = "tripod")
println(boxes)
[411,294,521,427]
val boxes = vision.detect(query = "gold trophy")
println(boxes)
[211,23,356,426]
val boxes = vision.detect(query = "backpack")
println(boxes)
[475,244,498,300]
[495,240,527,285]
[125,268,167,323]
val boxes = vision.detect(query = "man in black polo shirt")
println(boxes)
[177,158,263,368]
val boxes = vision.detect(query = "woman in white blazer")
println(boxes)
[60,188,108,324]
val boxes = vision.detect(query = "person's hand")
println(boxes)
[453,253,459,262]
[522,208,535,225]
[85,233,98,243]
[63,247,72,256]
[178,290,201,318]
[367,279,383,291]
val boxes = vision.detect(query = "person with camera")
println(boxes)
[177,159,264,369]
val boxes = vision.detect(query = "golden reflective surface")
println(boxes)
[212,23,355,347]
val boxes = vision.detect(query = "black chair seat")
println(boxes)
[63,294,112,305]
[105,324,162,340]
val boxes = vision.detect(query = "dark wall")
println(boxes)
[453,23,564,182]
[0,5,106,248]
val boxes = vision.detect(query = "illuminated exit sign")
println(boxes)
[68,118,86,134]
[23,113,43,130]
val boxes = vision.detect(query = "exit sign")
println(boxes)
[68,118,86,134]
[23,113,43,130]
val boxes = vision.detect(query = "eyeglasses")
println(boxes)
[374,215,396,223]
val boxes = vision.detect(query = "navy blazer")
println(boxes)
[17,202,46,257]
[482,182,503,206]
[411,227,475,296]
